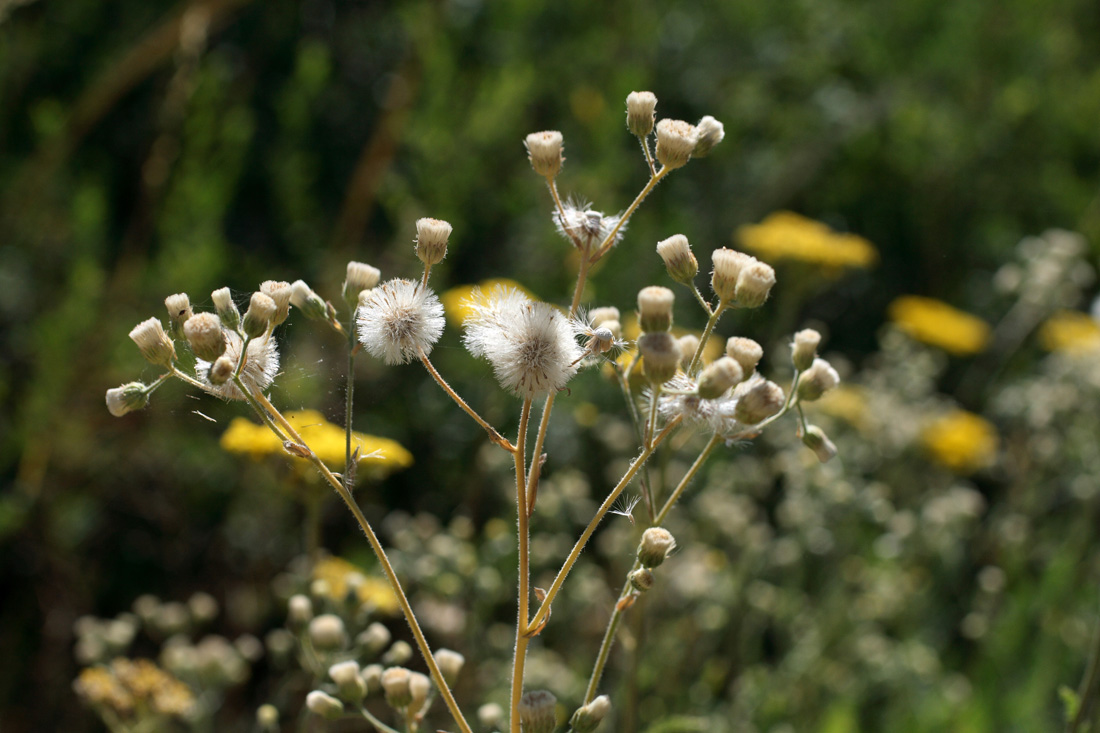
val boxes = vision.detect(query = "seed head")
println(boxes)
[637,527,676,568]
[357,279,445,365]
[518,690,557,733]
[242,292,277,338]
[164,293,193,338]
[657,234,699,283]
[260,280,293,326]
[637,285,675,332]
[726,337,763,376]
[801,424,838,463]
[554,199,623,251]
[106,382,150,417]
[735,259,777,308]
[184,313,226,362]
[638,331,679,385]
[211,287,240,329]
[196,332,278,400]
[129,317,176,367]
[797,358,840,402]
[415,217,453,266]
[626,91,658,137]
[525,130,564,178]
[655,119,698,170]
[791,329,822,372]
[306,690,344,720]
[697,356,744,400]
[692,115,725,157]
[711,248,753,303]
[734,379,785,424]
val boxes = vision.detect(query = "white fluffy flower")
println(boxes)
[463,287,582,398]
[553,199,624,251]
[197,332,279,401]
[357,279,445,365]
[657,372,772,436]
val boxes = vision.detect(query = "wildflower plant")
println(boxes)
[104,91,846,732]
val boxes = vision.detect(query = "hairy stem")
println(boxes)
[419,349,515,452]
[511,399,533,733]
[687,302,728,377]
[358,705,401,733]
[590,167,669,263]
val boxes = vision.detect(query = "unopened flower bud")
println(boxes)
[129,317,176,367]
[256,703,279,729]
[330,660,367,702]
[212,287,240,329]
[570,695,611,733]
[291,280,328,321]
[479,702,505,729]
[356,622,391,655]
[629,568,655,592]
[306,690,344,719]
[415,218,453,267]
[242,292,276,338]
[208,355,234,385]
[656,234,699,283]
[589,306,620,328]
[260,281,293,326]
[525,130,564,178]
[188,592,219,624]
[698,357,743,399]
[164,293,193,338]
[106,382,150,417]
[726,337,763,376]
[381,666,412,708]
[637,527,675,569]
[791,329,821,372]
[382,640,413,666]
[734,260,776,308]
[655,119,697,170]
[361,664,383,695]
[184,313,226,362]
[626,91,657,138]
[344,261,381,306]
[692,115,725,158]
[801,425,838,463]
[287,595,312,629]
[408,671,431,712]
[518,690,557,733]
[797,358,840,402]
[308,614,347,651]
[637,285,675,332]
[676,334,700,370]
[735,379,785,424]
[434,648,465,686]
[638,332,679,385]
[711,248,753,303]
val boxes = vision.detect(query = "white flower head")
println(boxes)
[657,372,771,437]
[357,278,445,365]
[553,198,624,251]
[196,331,279,401]
[463,287,582,398]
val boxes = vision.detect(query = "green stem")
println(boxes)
[655,434,722,525]
[687,302,728,377]
[614,367,655,523]
[690,283,713,316]
[510,399,533,733]
[359,705,401,733]
[590,167,669,263]
[637,134,656,178]
[345,336,356,485]
[645,384,662,450]
[419,349,515,452]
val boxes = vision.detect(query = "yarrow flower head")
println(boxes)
[357,279,445,365]
[196,332,279,401]
[462,287,582,399]
[553,198,624,251]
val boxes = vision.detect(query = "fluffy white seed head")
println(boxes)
[637,285,675,332]
[106,382,149,417]
[129,317,176,367]
[657,234,699,283]
[525,130,564,178]
[626,91,658,137]
[797,358,840,402]
[415,217,453,266]
[655,119,698,170]
[211,287,240,329]
[554,199,623,251]
[260,280,293,326]
[196,331,278,400]
[726,337,763,376]
[692,115,725,157]
[184,312,227,362]
[711,248,753,303]
[242,292,277,338]
[792,329,822,372]
[357,279,445,365]
[735,259,777,308]
[462,287,581,398]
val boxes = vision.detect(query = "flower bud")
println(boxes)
[801,425,838,463]
[208,355,234,385]
[570,695,611,733]
[726,337,763,376]
[676,334,700,370]
[711,248,753,303]
[797,358,840,402]
[692,115,725,158]
[435,648,465,686]
[479,702,505,729]
[291,280,328,321]
[518,690,557,733]
[638,332,679,385]
[525,130,564,178]
[129,317,176,367]
[735,379,785,424]
[408,671,432,712]
[626,91,657,137]
[256,703,279,729]
[734,260,776,308]
[629,567,655,592]
[589,306,620,328]
[188,592,219,624]
[656,234,699,284]
[106,382,150,417]
[637,527,675,568]
[184,313,227,362]
[382,640,413,666]
[361,664,383,695]
[242,292,276,338]
[415,217,453,267]
[344,261,381,306]
[212,287,240,329]
[260,281,293,326]
[655,119,697,170]
[287,594,312,629]
[356,622,391,655]
[306,690,344,719]
[381,666,412,708]
[308,614,347,651]
[698,357,743,399]
[791,329,821,372]
[637,285,675,332]
[330,660,367,703]
[164,293,193,338]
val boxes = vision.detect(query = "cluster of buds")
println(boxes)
[711,247,776,307]
[624,91,725,170]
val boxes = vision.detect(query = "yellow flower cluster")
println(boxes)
[441,278,535,325]
[736,211,877,270]
[921,410,998,474]
[888,296,991,356]
[313,556,400,614]
[1037,310,1100,353]
[220,409,413,476]
[74,659,194,718]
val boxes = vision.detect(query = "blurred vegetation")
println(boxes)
[2,0,1100,730]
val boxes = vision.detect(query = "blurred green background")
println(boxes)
[3,0,1100,730]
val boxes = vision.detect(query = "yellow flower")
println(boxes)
[313,556,399,615]
[75,659,195,718]
[888,296,991,356]
[441,278,535,326]
[814,384,870,431]
[921,410,998,474]
[736,211,877,271]
[1037,310,1100,353]
[220,409,413,478]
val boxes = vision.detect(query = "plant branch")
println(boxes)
[419,349,515,452]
